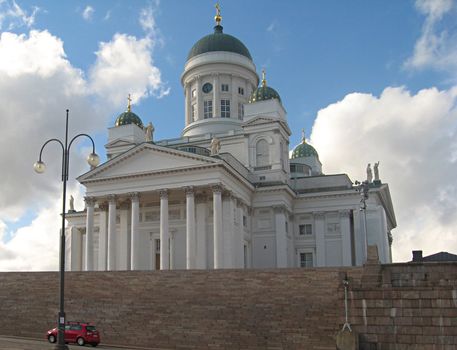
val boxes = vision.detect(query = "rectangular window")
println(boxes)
[221,99,230,118]
[299,224,313,235]
[204,100,213,119]
[221,84,229,92]
[238,87,244,95]
[238,102,244,120]
[300,252,313,267]
[191,104,197,121]
[191,89,196,98]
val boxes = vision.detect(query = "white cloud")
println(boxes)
[405,0,457,74]
[82,5,94,21]
[0,0,39,30]
[89,33,169,107]
[310,86,457,262]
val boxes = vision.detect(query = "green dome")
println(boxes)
[291,139,319,159]
[187,25,252,61]
[249,85,282,103]
[115,111,144,129]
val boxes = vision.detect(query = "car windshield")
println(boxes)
[86,326,97,331]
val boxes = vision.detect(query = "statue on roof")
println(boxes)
[374,161,380,182]
[144,122,154,142]
[366,163,373,183]
[210,137,221,155]
[69,195,75,212]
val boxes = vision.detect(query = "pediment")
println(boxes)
[243,116,291,135]
[79,143,218,182]
[105,139,136,148]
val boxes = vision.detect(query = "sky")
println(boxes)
[0,0,456,270]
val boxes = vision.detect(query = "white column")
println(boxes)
[213,74,220,117]
[185,83,191,125]
[130,192,140,270]
[118,205,129,270]
[185,187,196,269]
[314,212,326,267]
[195,194,207,269]
[84,197,96,271]
[107,195,117,271]
[98,204,108,271]
[274,206,288,268]
[231,74,238,119]
[212,184,223,268]
[340,210,352,266]
[170,230,175,269]
[235,201,244,268]
[159,189,169,270]
[196,76,202,120]
[222,193,235,268]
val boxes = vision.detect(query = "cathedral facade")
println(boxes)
[65,12,396,272]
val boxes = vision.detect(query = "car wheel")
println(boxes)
[48,334,56,343]
[77,337,85,346]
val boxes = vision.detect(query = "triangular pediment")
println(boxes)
[243,116,291,135]
[79,143,218,182]
[105,139,136,148]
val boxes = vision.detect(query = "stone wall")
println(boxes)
[0,256,456,349]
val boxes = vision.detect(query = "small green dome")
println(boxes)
[187,25,252,61]
[291,139,319,159]
[115,111,144,129]
[249,85,282,103]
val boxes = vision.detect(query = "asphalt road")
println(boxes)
[0,336,155,350]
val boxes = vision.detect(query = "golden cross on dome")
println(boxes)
[261,68,267,87]
[127,94,132,112]
[215,2,222,25]
[301,128,306,142]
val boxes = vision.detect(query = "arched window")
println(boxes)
[256,139,269,166]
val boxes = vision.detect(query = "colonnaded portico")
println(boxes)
[67,183,252,272]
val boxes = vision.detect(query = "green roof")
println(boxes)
[187,25,252,61]
[115,111,144,129]
[248,85,281,104]
[291,140,319,159]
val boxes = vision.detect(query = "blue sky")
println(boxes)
[1,0,457,270]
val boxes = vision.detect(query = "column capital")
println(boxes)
[339,209,351,218]
[314,211,326,219]
[184,186,194,196]
[129,192,140,202]
[211,183,223,194]
[159,189,168,199]
[107,194,117,204]
[84,196,96,206]
[273,205,287,214]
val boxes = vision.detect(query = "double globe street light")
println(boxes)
[34,109,99,350]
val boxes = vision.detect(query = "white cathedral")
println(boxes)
[65,10,396,272]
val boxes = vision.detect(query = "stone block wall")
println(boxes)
[0,257,456,349]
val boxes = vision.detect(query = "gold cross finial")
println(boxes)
[261,68,267,87]
[127,94,132,112]
[301,128,306,142]
[215,2,222,25]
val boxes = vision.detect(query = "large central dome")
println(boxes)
[187,25,252,61]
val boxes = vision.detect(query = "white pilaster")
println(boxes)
[107,195,117,271]
[130,192,140,270]
[212,184,223,269]
[274,206,288,268]
[84,197,96,271]
[185,83,191,125]
[213,74,220,117]
[185,187,196,269]
[195,194,207,269]
[159,189,169,270]
[235,201,244,268]
[231,74,238,119]
[314,212,326,267]
[339,210,352,266]
[98,204,108,271]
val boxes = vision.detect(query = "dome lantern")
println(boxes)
[114,94,144,129]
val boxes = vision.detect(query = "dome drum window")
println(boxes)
[221,99,230,118]
[204,100,213,119]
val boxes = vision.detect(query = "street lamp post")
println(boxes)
[34,109,99,350]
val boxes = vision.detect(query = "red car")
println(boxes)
[47,321,100,347]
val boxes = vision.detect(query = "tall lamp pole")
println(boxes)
[34,109,100,350]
